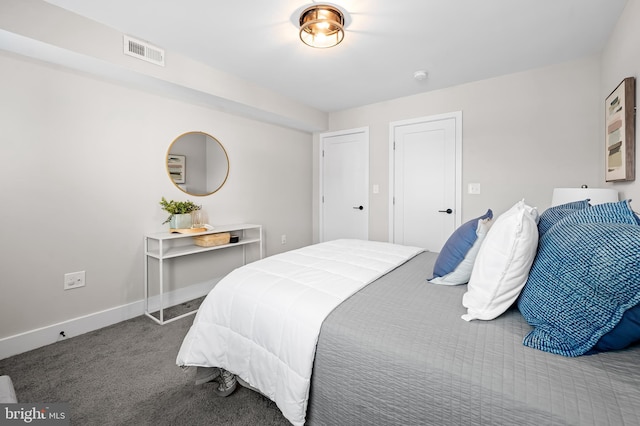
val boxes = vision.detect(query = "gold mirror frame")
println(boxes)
[166,131,229,196]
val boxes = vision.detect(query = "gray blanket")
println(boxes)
[307,251,640,425]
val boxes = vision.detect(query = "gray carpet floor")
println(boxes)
[0,302,289,426]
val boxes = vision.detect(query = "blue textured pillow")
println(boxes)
[555,200,640,227]
[537,199,590,236]
[432,209,493,278]
[518,201,640,356]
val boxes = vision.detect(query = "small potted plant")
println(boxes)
[159,197,201,229]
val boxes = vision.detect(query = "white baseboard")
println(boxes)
[0,279,219,360]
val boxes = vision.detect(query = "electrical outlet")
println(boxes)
[64,271,85,290]
[281,234,287,245]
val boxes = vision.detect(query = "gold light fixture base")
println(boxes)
[299,4,345,48]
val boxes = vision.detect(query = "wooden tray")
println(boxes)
[192,232,231,247]
[169,227,208,234]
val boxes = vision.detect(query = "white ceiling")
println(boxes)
[45,0,628,113]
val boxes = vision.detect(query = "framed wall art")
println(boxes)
[167,154,186,184]
[605,77,636,182]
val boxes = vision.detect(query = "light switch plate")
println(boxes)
[468,183,481,194]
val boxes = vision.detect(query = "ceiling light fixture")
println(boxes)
[299,4,345,48]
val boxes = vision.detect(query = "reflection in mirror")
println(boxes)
[166,131,229,196]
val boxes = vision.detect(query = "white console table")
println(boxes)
[144,223,263,325]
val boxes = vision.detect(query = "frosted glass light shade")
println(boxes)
[551,188,619,206]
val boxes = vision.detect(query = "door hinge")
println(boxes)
[393,141,396,150]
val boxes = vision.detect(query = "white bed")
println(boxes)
[176,200,640,426]
[176,239,424,425]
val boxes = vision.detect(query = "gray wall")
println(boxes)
[601,0,640,201]
[0,51,313,339]
[316,56,603,242]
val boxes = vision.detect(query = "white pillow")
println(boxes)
[429,218,492,285]
[461,200,539,321]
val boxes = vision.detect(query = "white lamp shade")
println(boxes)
[551,188,619,206]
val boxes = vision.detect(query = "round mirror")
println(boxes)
[166,131,229,196]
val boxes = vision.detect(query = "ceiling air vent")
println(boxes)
[123,35,165,66]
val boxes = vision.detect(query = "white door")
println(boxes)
[390,112,461,252]
[320,128,369,242]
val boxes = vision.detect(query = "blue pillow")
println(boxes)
[556,200,640,227]
[429,218,492,285]
[518,201,640,356]
[537,199,590,236]
[591,304,640,352]
[432,209,492,278]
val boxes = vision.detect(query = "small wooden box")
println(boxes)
[192,232,231,247]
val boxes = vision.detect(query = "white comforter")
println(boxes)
[176,239,423,425]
